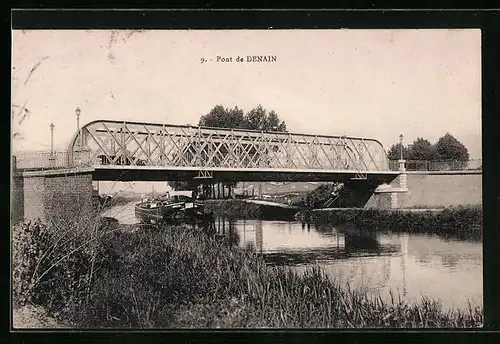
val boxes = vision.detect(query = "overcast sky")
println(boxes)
[12,29,481,159]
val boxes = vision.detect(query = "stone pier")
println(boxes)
[11,167,95,224]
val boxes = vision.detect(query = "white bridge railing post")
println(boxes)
[398,159,407,189]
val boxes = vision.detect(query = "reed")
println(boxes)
[68,223,482,328]
[11,216,118,315]
[311,205,482,241]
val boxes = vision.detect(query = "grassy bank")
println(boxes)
[310,205,482,241]
[12,219,482,328]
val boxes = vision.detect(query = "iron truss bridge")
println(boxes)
[60,120,397,182]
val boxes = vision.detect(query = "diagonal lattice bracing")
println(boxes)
[69,120,389,175]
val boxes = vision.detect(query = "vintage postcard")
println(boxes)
[11,27,482,329]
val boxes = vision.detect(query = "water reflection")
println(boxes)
[210,218,400,264]
[205,217,482,310]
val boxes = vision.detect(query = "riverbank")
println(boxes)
[203,198,482,241]
[12,220,482,328]
[309,205,482,241]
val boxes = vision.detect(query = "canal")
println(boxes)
[207,217,483,311]
[103,201,482,312]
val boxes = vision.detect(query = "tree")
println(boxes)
[198,105,245,128]
[243,105,267,130]
[434,133,469,162]
[198,104,287,132]
[408,137,436,161]
[267,110,287,132]
[386,143,411,160]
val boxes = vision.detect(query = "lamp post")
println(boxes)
[49,123,55,166]
[76,107,81,150]
[50,123,54,154]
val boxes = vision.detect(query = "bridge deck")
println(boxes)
[15,164,399,182]
[15,120,397,182]
[91,165,399,182]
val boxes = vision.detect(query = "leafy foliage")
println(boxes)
[387,133,469,163]
[311,205,482,241]
[435,133,470,162]
[198,105,246,129]
[386,143,411,160]
[409,137,437,161]
[198,104,287,132]
[12,218,116,320]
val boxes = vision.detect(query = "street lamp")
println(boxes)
[399,134,404,160]
[76,107,82,150]
[76,107,81,131]
[50,123,54,154]
[49,123,55,166]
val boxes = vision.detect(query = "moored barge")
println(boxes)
[135,191,209,224]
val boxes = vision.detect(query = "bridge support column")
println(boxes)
[12,170,94,224]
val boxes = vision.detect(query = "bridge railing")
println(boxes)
[388,159,482,172]
[12,150,93,171]
[71,120,391,174]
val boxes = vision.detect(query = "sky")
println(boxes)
[11,29,482,161]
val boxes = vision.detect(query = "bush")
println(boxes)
[12,217,116,320]
[310,205,482,241]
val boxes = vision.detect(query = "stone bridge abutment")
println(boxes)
[12,168,94,224]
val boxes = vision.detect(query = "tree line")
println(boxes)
[386,134,470,162]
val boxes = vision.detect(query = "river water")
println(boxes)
[209,217,483,311]
[103,202,482,311]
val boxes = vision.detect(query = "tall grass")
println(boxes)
[311,205,482,241]
[11,215,118,316]
[68,223,482,328]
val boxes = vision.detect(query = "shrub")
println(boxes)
[310,206,482,241]
[11,217,117,320]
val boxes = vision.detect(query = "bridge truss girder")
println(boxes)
[70,120,389,178]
